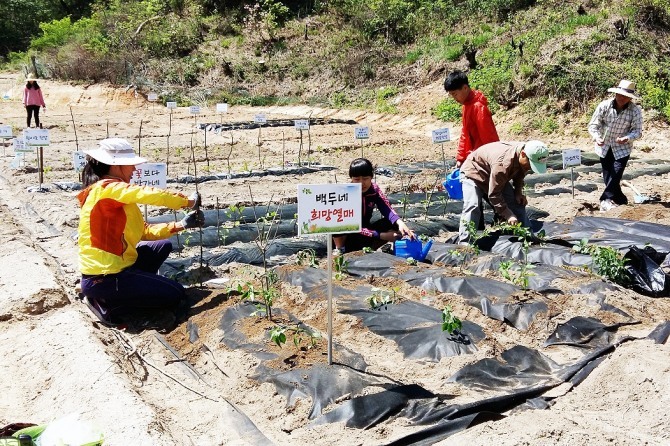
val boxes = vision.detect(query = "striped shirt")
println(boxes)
[587,98,642,159]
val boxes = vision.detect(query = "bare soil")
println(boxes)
[1,72,670,445]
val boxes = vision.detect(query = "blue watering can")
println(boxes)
[443,169,463,200]
[394,238,433,261]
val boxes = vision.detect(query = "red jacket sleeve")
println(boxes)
[456,111,471,163]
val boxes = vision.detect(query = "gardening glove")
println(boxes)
[180,210,205,229]
[188,191,202,209]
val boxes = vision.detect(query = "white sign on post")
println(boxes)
[254,114,267,124]
[297,184,362,235]
[148,93,158,102]
[294,119,309,130]
[130,163,167,189]
[13,137,31,153]
[189,105,201,115]
[354,126,370,140]
[562,148,581,169]
[431,128,451,144]
[73,151,87,172]
[297,183,362,366]
[166,101,177,109]
[0,125,12,139]
[216,103,229,113]
[24,128,50,146]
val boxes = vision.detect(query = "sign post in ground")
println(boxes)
[431,128,451,177]
[297,183,362,365]
[24,128,50,191]
[562,148,582,198]
[354,126,369,158]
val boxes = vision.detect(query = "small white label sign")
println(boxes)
[354,126,370,139]
[562,148,581,169]
[73,151,87,172]
[189,106,201,115]
[431,128,451,144]
[166,101,177,109]
[297,183,362,236]
[254,114,267,124]
[24,128,50,146]
[0,125,12,138]
[13,137,31,153]
[148,93,158,102]
[294,119,309,130]
[130,163,167,189]
[216,103,229,113]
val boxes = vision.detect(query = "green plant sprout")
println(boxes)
[406,257,418,266]
[362,246,373,254]
[572,238,630,285]
[334,255,349,280]
[270,324,321,349]
[367,287,398,311]
[441,306,462,334]
[495,222,536,290]
[296,248,319,268]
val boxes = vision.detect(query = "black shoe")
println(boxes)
[83,297,121,327]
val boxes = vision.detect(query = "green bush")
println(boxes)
[432,99,462,122]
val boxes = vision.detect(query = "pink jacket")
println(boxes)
[23,87,46,107]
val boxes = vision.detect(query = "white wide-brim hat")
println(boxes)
[83,138,146,166]
[607,79,639,100]
[26,73,38,82]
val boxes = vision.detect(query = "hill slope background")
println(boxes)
[3,0,670,130]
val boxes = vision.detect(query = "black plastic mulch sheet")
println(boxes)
[219,301,388,421]
[624,245,670,297]
[542,316,639,349]
[198,117,357,132]
[647,321,670,344]
[540,217,670,252]
[345,252,547,331]
[381,336,635,446]
[278,265,485,361]
[161,240,327,277]
[570,281,632,318]
[340,299,485,360]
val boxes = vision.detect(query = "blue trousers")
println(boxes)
[81,240,185,323]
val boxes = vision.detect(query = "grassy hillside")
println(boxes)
[4,0,670,124]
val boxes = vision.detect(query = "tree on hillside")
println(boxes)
[0,0,94,58]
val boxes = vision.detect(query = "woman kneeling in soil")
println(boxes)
[334,158,415,254]
[77,138,204,324]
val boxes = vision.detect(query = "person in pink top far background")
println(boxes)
[22,73,46,128]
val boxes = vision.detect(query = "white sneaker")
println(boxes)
[600,199,616,212]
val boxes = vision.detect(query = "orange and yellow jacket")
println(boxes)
[77,179,189,275]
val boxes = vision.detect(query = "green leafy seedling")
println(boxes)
[406,257,418,266]
[334,255,349,280]
[441,306,462,334]
[362,246,373,254]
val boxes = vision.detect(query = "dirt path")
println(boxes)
[1,72,670,445]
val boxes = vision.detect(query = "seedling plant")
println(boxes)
[495,222,535,290]
[270,324,322,349]
[334,255,349,280]
[441,306,462,334]
[296,248,319,268]
[572,238,631,285]
[367,287,398,311]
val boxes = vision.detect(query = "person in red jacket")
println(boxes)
[444,70,499,167]
[22,73,46,128]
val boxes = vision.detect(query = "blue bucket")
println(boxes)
[443,169,463,200]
